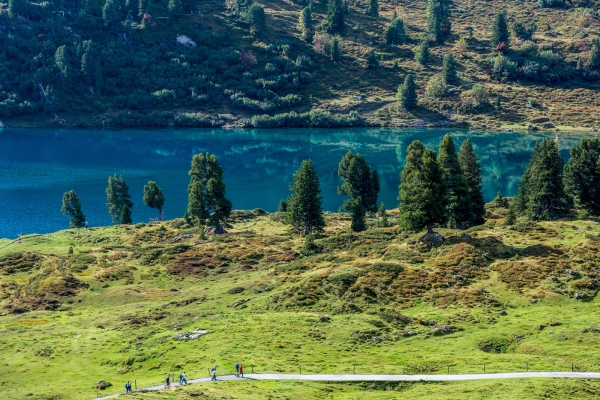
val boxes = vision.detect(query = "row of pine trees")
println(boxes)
[61,135,600,238]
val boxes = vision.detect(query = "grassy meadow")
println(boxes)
[2,209,600,399]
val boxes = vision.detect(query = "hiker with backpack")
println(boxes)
[235,363,240,377]
[125,381,132,393]
[180,371,187,385]
[211,366,217,381]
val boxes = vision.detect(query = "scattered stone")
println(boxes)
[171,324,183,331]
[228,299,250,308]
[401,331,417,337]
[499,310,507,316]
[96,381,113,390]
[551,276,558,281]
[373,336,385,343]
[428,325,461,336]
[172,328,208,341]
[582,327,600,333]
[227,287,245,294]
[530,298,537,303]
[574,292,583,299]
[165,234,194,244]
[319,315,331,323]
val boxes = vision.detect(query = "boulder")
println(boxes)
[96,381,113,390]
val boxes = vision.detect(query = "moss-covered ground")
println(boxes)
[2,208,600,399]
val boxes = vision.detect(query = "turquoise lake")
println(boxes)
[0,128,586,239]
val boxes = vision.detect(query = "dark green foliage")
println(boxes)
[366,50,379,69]
[102,0,122,28]
[504,201,517,225]
[491,12,510,52]
[349,198,367,232]
[415,41,430,65]
[106,174,133,224]
[492,191,509,208]
[301,234,322,256]
[331,37,340,62]
[438,135,471,229]
[397,75,417,109]
[458,139,486,226]
[537,0,565,8]
[365,0,378,17]
[377,202,389,227]
[167,0,183,19]
[287,160,326,235]
[327,0,345,33]
[517,138,568,220]
[386,18,406,45]
[138,0,149,16]
[441,53,457,84]
[588,40,600,69]
[564,138,600,217]
[120,204,133,224]
[338,152,380,213]
[511,21,535,41]
[247,4,266,28]
[143,181,166,220]
[61,190,86,228]
[399,141,447,233]
[278,199,288,212]
[251,110,363,128]
[8,0,25,19]
[426,0,451,42]
[187,153,232,230]
[299,6,314,42]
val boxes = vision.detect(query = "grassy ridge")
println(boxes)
[2,211,600,399]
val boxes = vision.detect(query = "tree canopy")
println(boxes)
[61,190,86,228]
[287,160,326,235]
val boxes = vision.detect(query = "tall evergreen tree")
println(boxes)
[414,41,430,65]
[518,138,568,220]
[399,141,447,234]
[331,37,340,62]
[187,153,232,233]
[106,174,133,224]
[426,0,451,42]
[366,49,379,69]
[386,18,406,45]
[167,0,183,18]
[143,181,166,221]
[438,134,471,229]
[397,74,417,109]
[564,138,600,217]
[349,197,367,232]
[327,0,344,33]
[287,160,326,235]
[61,190,86,228]
[441,53,457,84]
[120,204,132,224]
[491,12,509,52]
[458,138,486,226]
[298,6,313,42]
[365,0,378,17]
[102,0,122,28]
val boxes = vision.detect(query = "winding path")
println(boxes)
[92,372,600,399]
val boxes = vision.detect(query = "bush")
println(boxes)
[174,113,224,127]
[461,84,489,109]
[425,74,447,99]
[537,0,565,8]
[251,110,364,128]
[385,18,406,45]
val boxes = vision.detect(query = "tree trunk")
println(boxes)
[427,222,433,234]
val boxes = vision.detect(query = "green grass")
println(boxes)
[2,213,600,399]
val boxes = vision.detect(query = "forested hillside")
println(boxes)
[1,0,600,130]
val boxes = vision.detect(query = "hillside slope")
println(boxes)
[1,0,600,131]
[2,209,600,399]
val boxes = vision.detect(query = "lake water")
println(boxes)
[0,127,585,239]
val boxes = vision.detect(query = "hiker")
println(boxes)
[239,364,243,378]
[165,373,171,388]
[181,371,187,385]
[125,381,132,393]
[211,367,217,381]
[235,363,240,377]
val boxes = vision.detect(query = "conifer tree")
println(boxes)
[187,153,232,233]
[366,49,379,69]
[438,134,471,229]
[504,201,517,225]
[167,0,183,19]
[120,204,133,224]
[426,0,451,43]
[399,141,447,234]
[397,74,417,109]
[491,12,509,52]
[414,41,430,65]
[377,202,389,227]
[492,191,507,207]
[298,6,313,42]
[518,138,568,220]
[327,0,344,33]
[386,18,406,45]
[458,138,486,225]
[8,0,25,19]
[143,181,166,221]
[102,0,122,28]
[365,0,378,17]
[331,37,340,62]
[564,138,600,218]
[441,53,457,84]
[106,174,133,224]
[588,39,600,69]
[349,197,367,232]
[287,160,326,235]
[61,190,86,228]
[338,152,379,232]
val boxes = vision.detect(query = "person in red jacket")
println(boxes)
[239,364,243,378]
